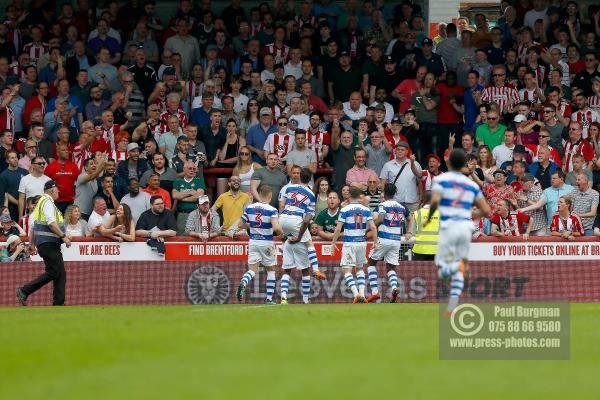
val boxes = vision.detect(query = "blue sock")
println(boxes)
[302,275,311,303]
[448,271,465,312]
[387,270,398,289]
[266,271,276,300]
[240,270,255,288]
[280,273,290,300]
[307,245,319,271]
[344,272,358,296]
[367,266,379,295]
[356,270,366,297]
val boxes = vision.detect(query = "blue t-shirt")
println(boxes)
[246,124,276,165]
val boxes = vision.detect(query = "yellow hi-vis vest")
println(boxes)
[32,194,64,246]
[412,206,439,255]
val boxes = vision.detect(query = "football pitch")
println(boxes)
[1,303,599,399]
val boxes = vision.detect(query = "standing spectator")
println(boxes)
[184,195,222,241]
[569,173,599,236]
[172,160,206,234]
[284,129,317,177]
[120,178,151,225]
[476,109,507,150]
[563,121,594,173]
[391,65,427,115]
[246,108,277,165]
[250,153,288,208]
[364,127,392,175]
[128,48,157,100]
[492,129,517,168]
[519,170,574,227]
[330,128,357,192]
[549,196,584,240]
[212,175,251,239]
[490,198,532,239]
[529,147,560,190]
[571,92,600,140]
[0,129,14,172]
[96,175,120,214]
[140,153,178,195]
[363,175,382,212]
[17,156,51,220]
[342,92,367,122]
[345,147,378,191]
[314,191,341,240]
[158,115,184,159]
[516,173,548,235]
[328,51,362,104]
[84,85,111,124]
[88,47,118,85]
[411,72,440,157]
[44,143,79,213]
[379,141,421,212]
[116,143,148,182]
[541,103,567,159]
[0,150,27,221]
[135,195,177,255]
[463,70,484,133]
[74,155,107,220]
[164,18,201,77]
[481,65,519,116]
[565,154,593,186]
[199,109,227,167]
[142,173,172,210]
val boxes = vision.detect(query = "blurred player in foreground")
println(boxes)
[331,187,378,303]
[366,183,410,303]
[426,149,491,313]
[237,184,284,304]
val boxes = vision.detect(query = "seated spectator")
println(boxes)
[0,235,30,262]
[135,195,177,255]
[100,203,136,242]
[490,199,532,239]
[120,178,151,225]
[185,195,223,242]
[569,173,599,236]
[64,205,90,237]
[550,196,584,240]
[483,169,515,208]
[142,173,172,210]
[212,175,251,239]
[473,215,492,239]
[88,197,111,235]
[1,213,25,236]
[172,160,206,234]
[346,147,378,191]
[314,191,341,240]
[140,153,178,194]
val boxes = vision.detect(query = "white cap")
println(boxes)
[513,114,527,123]
[198,195,210,204]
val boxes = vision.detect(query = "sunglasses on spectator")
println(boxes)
[492,74,505,77]
[539,135,550,138]
[33,162,46,165]
[239,152,250,156]
[487,117,498,120]
[543,109,554,113]
[278,122,288,126]
[585,58,595,62]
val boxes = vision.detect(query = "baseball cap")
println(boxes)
[163,66,176,76]
[391,116,402,124]
[44,180,58,191]
[339,50,350,58]
[206,44,218,51]
[374,104,386,112]
[514,114,527,123]
[6,235,20,247]
[522,173,535,182]
[0,214,12,223]
[493,169,508,177]
[127,143,140,152]
[514,144,527,153]
[426,154,441,163]
[198,195,210,204]
[395,141,409,148]
[259,107,272,116]
[421,38,433,46]
[384,55,396,64]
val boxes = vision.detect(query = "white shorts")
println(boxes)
[340,244,367,268]
[281,240,310,270]
[248,243,277,267]
[435,222,472,267]
[279,214,311,243]
[368,240,400,266]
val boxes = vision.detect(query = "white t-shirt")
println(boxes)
[232,93,249,113]
[87,210,111,235]
[342,103,367,120]
[191,95,223,110]
[492,144,515,168]
[524,8,547,29]
[288,113,310,130]
[18,174,50,200]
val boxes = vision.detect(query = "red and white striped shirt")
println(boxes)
[490,211,530,236]
[519,87,543,105]
[111,149,128,163]
[421,170,441,191]
[528,64,547,87]
[250,22,263,37]
[294,15,317,32]
[72,142,92,172]
[481,85,520,115]
[550,213,584,235]
[557,100,572,119]
[517,42,539,64]
[571,108,600,139]
[263,43,290,65]
[159,109,189,134]
[524,144,562,165]
[589,95,600,115]
[264,132,294,160]
[22,42,49,64]
[271,103,289,119]
[185,80,203,105]
[0,105,15,133]
[306,128,330,165]
[562,138,594,172]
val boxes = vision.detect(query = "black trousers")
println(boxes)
[22,242,66,305]
[412,253,435,261]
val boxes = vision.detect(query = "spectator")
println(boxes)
[525,126,562,165]
[549,195,584,240]
[84,85,111,124]
[414,154,442,194]
[328,51,362,104]
[519,170,574,227]
[563,120,594,173]
[484,169,515,208]
[346,147,378,191]
[142,173,172,210]
[88,197,111,235]
[135,195,177,255]
[233,145,262,196]
[172,160,206,234]
[314,191,341,240]
[216,119,245,167]
[392,65,427,115]
[100,203,136,242]
[263,115,294,162]
[0,150,27,221]
[0,213,25,236]
[492,128,517,168]
[120,177,151,225]
[529,147,560,189]
[140,153,178,194]
[342,92,367,122]
[88,47,118,86]
[44,143,79,213]
[330,127,357,192]
[481,65,519,116]
[185,195,222,241]
[364,127,392,175]
[476,109,507,150]
[96,174,120,214]
[0,234,30,262]
[199,109,227,167]
[117,143,148,182]
[363,175,382,212]
[17,155,51,220]
[250,152,287,208]
[490,198,532,239]
[164,18,201,76]
[74,155,107,220]
[313,177,331,215]
[569,173,599,235]
[516,179,546,234]
[380,141,421,212]
[565,154,593,187]
[285,129,317,177]
[212,175,251,238]
[64,205,90,237]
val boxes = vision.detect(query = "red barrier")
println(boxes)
[2,260,599,306]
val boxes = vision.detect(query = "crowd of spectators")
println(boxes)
[1,0,600,250]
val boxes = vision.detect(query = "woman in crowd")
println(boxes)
[240,99,260,133]
[549,196,584,240]
[101,204,136,242]
[64,205,91,237]
[313,177,330,215]
[340,185,351,208]
[217,119,245,167]
[232,145,262,196]
[477,145,497,183]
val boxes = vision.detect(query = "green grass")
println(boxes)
[1,303,599,399]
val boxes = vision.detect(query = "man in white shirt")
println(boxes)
[120,177,151,224]
[342,91,367,121]
[287,96,310,130]
[87,197,111,235]
[17,156,50,220]
[523,0,548,29]
[283,48,303,80]
[493,128,517,168]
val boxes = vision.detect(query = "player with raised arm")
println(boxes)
[237,184,284,305]
[331,187,378,303]
[366,183,410,303]
[279,168,322,304]
[425,149,491,314]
